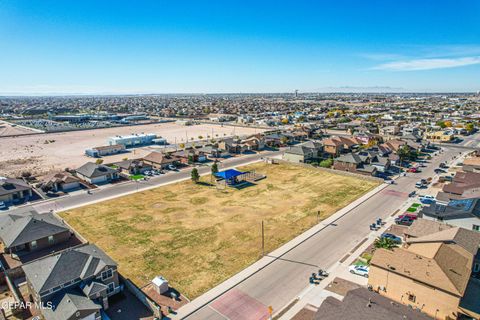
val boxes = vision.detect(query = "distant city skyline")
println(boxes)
[1,0,479,95]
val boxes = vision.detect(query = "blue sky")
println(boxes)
[1,0,479,94]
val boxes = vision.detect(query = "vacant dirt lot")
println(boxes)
[0,122,262,177]
[60,162,379,298]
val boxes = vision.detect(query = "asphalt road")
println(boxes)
[184,145,471,320]
[24,150,283,213]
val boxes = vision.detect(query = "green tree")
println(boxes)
[191,168,200,183]
[397,145,410,165]
[436,120,447,128]
[465,123,474,133]
[95,159,104,165]
[319,158,333,168]
[211,161,219,175]
[374,237,399,251]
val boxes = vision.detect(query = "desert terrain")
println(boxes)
[0,122,264,177]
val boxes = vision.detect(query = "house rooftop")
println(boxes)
[315,287,432,320]
[0,177,31,196]
[0,209,69,249]
[22,244,117,294]
[75,162,117,178]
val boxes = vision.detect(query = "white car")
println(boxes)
[349,265,369,278]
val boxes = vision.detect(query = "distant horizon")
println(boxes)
[1,90,479,98]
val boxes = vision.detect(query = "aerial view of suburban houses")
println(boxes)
[1,92,479,320]
[1,1,480,320]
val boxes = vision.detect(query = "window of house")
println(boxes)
[474,263,480,273]
[48,235,54,244]
[473,225,480,232]
[31,240,37,249]
[107,282,115,294]
[101,269,113,280]
[408,294,416,302]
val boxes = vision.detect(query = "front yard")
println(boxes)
[60,162,380,298]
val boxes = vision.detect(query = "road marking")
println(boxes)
[210,288,269,320]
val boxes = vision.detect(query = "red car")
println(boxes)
[407,167,418,173]
[398,213,418,220]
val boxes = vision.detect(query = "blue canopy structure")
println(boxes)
[214,169,246,180]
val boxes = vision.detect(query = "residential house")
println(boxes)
[425,130,456,142]
[241,134,266,150]
[0,208,72,256]
[283,140,323,163]
[419,198,480,232]
[322,136,358,157]
[315,287,432,320]
[75,162,119,185]
[198,145,225,158]
[333,151,389,176]
[264,133,288,147]
[113,159,153,175]
[172,149,207,163]
[463,155,480,174]
[142,151,180,169]
[0,177,33,205]
[368,219,480,319]
[22,244,121,320]
[217,138,245,154]
[40,172,81,192]
[436,171,480,203]
[379,125,400,137]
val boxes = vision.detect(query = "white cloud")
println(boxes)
[373,56,480,71]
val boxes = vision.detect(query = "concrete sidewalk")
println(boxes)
[174,182,389,319]
[277,196,417,320]
[25,151,282,213]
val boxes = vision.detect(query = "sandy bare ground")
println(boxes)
[0,122,264,177]
[0,120,40,137]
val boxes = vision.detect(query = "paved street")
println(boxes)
[15,150,283,213]
[179,144,475,320]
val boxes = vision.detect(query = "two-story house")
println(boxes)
[369,219,480,319]
[22,244,121,320]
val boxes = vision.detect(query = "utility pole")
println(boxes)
[261,220,265,257]
[317,210,320,223]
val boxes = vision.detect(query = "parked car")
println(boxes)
[380,233,402,243]
[408,191,416,197]
[439,163,449,169]
[167,164,177,171]
[434,168,446,174]
[349,265,369,277]
[415,181,426,188]
[0,201,7,210]
[397,213,417,221]
[419,195,435,204]
[439,175,453,183]
[395,216,414,226]
[407,167,419,173]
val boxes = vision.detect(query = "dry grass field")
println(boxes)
[60,162,380,298]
